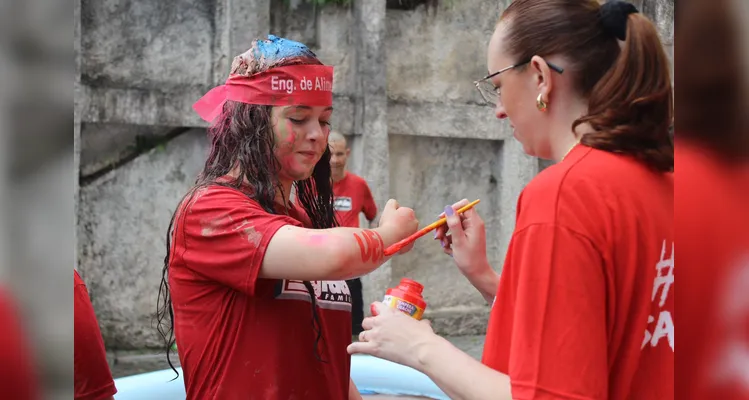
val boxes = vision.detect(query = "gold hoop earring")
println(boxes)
[536,94,548,112]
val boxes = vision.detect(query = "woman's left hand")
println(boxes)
[347,302,438,370]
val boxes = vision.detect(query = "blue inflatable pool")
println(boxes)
[113,354,449,399]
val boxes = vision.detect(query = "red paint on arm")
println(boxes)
[363,230,384,262]
[353,232,367,261]
[353,230,384,263]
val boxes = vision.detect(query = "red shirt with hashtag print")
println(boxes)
[483,145,674,400]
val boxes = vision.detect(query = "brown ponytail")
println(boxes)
[575,12,674,172]
[501,0,673,171]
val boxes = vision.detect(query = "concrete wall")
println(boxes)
[75,0,675,350]
[78,130,208,348]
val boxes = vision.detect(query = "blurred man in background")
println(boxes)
[329,132,378,336]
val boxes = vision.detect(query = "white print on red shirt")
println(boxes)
[274,280,352,312]
[642,240,675,351]
[333,197,353,212]
[710,255,749,391]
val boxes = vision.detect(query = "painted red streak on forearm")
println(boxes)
[353,230,384,263]
[353,233,367,261]
[364,230,385,262]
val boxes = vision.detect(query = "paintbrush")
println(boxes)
[383,199,481,257]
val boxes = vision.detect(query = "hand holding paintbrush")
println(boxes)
[383,199,481,256]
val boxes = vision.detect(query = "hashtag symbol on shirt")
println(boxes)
[652,240,675,307]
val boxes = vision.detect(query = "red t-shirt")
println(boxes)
[333,173,377,228]
[482,145,674,400]
[676,139,749,400]
[0,288,39,400]
[169,183,353,400]
[74,270,117,400]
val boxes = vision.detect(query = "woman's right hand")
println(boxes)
[434,199,490,278]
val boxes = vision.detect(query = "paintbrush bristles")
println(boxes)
[383,199,481,256]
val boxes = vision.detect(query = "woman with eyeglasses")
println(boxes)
[349,1,673,399]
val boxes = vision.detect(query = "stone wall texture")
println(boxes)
[75,0,675,350]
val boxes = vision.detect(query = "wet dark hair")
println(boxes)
[156,52,338,378]
[500,0,674,171]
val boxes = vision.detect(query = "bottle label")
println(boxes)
[383,295,424,320]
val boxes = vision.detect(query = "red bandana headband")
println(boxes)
[193,65,334,123]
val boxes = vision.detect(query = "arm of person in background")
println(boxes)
[362,180,379,229]
[434,199,499,304]
[179,187,419,294]
[74,270,117,400]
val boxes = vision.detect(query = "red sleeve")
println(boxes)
[500,224,608,400]
[74,271,116,400]
[178,187,302,295]
[360,181,377,222]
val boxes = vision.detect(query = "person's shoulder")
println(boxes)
[519,147,596,209]
[519,145,671,225]
[676,139,749,213]
[342,172,366,185]
[181,184,264,214]
[525,145,669,196]
[676,139,744,189]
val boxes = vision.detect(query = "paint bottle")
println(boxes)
[381,278,427,320]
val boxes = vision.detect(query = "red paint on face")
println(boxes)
[275,118,313,181]
[276,120,298,172]
[273,106,332,182]
[284,120,296,145]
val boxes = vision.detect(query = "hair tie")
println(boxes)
[599,0,639,41]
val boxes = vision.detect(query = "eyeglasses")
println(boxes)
[474,59,564,107]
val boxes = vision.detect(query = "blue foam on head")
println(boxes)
[253,34,315,62]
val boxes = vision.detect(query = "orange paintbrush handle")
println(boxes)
[383,199,481,256]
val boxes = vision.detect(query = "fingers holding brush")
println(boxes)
[384,199,479,257]
[434,198,470,242]
[441,200,489,278]
[440,233,453,256]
